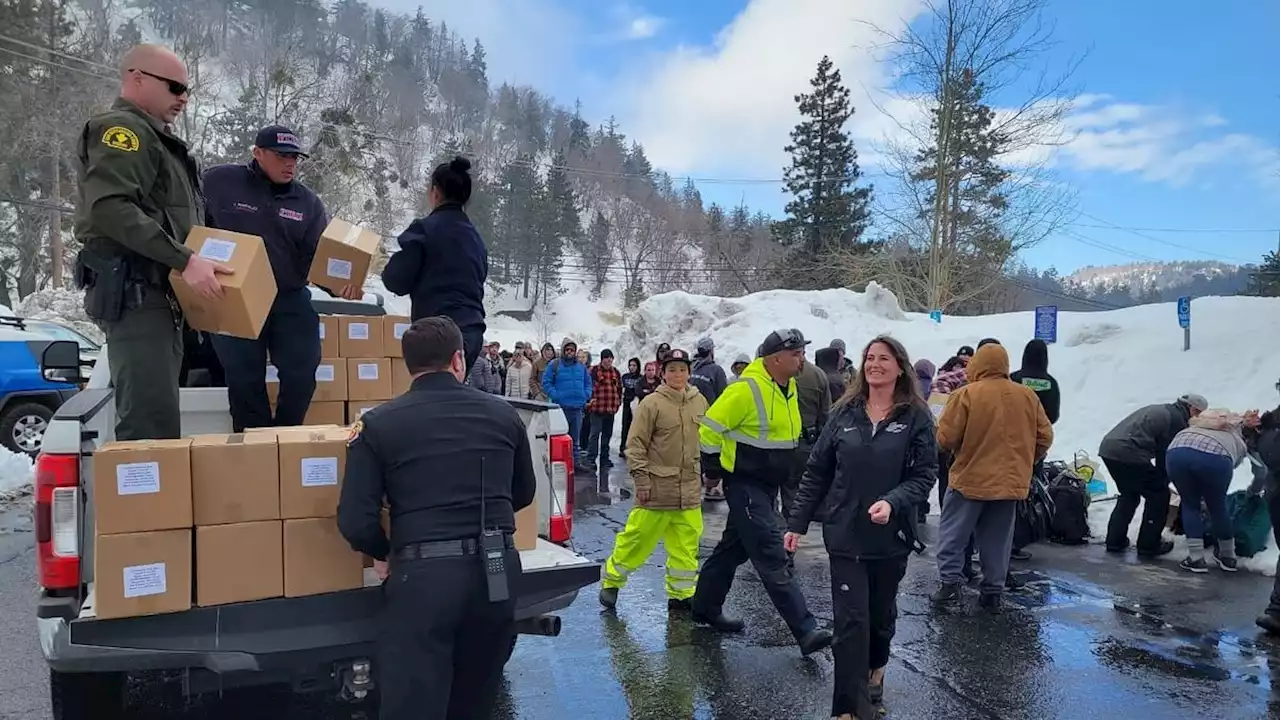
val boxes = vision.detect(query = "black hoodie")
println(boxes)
[1010,339,1060,424]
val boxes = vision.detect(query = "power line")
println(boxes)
[1075,211,1255,264]
[1069,221,1280,234]
[0,33,117,73]
[0,45,114,83]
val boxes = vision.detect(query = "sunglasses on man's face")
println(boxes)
[135,69,189,97]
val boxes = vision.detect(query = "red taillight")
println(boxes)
[548,434,574,544]
[35,453,80,590]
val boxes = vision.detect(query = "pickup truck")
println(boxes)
[33,297,599,719]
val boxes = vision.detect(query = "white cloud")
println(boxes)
[626,15,665,40]
[611,0,927,178]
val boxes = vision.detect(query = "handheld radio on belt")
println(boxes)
[478,456,510,603]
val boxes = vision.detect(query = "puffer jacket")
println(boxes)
[504,360,533,399]
[790,399,938,558]
[1099,400,1194,467]
[936,344,1054,501]
[625,384,709,509]
[541,356,592,409]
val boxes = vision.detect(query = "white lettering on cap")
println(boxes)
[277,133,299,146]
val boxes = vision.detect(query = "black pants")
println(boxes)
[378,550,521,720]
[1103,457,1170,552]
[777,441,811,530]
[693,477,817,640]
[830,555,909,720]
[586,411,615,467]
[620,401,634,456]
[1267,479,1280,616]
[211,288,319,432]
[461,326,484,376]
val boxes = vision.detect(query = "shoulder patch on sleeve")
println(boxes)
[101,126,141,152]
[347,419,364,446]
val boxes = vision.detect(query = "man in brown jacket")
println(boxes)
[932,342,1053,609]
[599,349,710,611]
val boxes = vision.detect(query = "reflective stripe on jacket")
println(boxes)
[698,358,800,487]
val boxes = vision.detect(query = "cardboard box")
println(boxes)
[383,316,411,358]
[319,315,339,358]
[247,424,342,438]
[283,517,364,597]
[313,358,348,402]
[305,401,346,426]
[277,428,348,519]
[308,219,381,296]
[392,360,412,396]
[339,317,385,358]
[191,433,279,526]
[266,364,280,404]
[171,227,278,339]
[347,359,392,401]
[515,503,537,551]
[94,529,192,620]
[346,400,384,423]
[195,521,283,606]
[92,439,193,535]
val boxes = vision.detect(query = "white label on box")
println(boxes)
[358,363,380,380]
[316,364,335,382]
[122,562,167,598]
[116,461,160,496]
[300,457,339,487]
[348,322,369,340]
[327,257,353,280]
[393,322,409,340]
[199,238,236,263]
[318,323,326,339]
[266,365,279,383]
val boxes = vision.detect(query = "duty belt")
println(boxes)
[394,534,514,562]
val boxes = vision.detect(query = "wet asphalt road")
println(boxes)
[3,465,1280,719]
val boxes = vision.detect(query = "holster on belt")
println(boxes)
[76,249,134,322]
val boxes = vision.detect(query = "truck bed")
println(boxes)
[41,539,597,675]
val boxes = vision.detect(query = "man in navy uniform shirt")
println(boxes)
[202,125,353,430]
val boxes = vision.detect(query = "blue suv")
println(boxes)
[0,318,85,455]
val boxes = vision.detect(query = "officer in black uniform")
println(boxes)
[337,315,536,720]
[202,126,343,431]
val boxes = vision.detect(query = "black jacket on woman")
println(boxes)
[382,202,488,330]
[789,400,938,559]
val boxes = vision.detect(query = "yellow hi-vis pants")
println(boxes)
[601,506,703,600]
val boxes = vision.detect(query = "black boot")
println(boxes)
[932,582,963,606]
[1137,540,1175,558]
[1257,612,1280,635]
[692,610,745,633]
[797,627,833,657]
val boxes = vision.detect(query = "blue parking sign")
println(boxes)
[1177,296,1190,329]
[1034,305,1057,344]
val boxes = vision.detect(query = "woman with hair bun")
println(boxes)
[383,156,490,372]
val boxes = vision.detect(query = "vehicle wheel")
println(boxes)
[49,669,126,720]
[1,402,52,455]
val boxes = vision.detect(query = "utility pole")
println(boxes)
[46,0,64,288]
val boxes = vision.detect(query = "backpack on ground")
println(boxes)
[1013,474,1056,549]
[1228,490,1272,558]
[1042,461,1091,545]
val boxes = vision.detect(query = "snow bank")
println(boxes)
[16,288,103,344]
[0,447,34,501]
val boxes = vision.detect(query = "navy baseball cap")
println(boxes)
[255,125,309,158]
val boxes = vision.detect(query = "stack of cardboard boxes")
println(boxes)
[92,428,365,620]
[267,314,413,425]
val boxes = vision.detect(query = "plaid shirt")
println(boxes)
[932,367,968,395]
[587,365,623,415]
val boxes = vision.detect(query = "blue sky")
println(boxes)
[385,0,1279,274]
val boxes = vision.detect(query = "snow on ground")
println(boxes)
[0,447,33,501]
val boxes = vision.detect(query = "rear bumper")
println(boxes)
[41,560,599,675]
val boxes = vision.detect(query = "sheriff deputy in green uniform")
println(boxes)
[74,44,232,440]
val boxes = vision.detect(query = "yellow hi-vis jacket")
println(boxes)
[698,358,800,485]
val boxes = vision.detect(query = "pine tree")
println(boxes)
[776,55,873,280]
[494,154,544,295]
[585,212,612,300]
[1247,251,1280,297]
[541,150,580,296]
[567,100,591,160]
